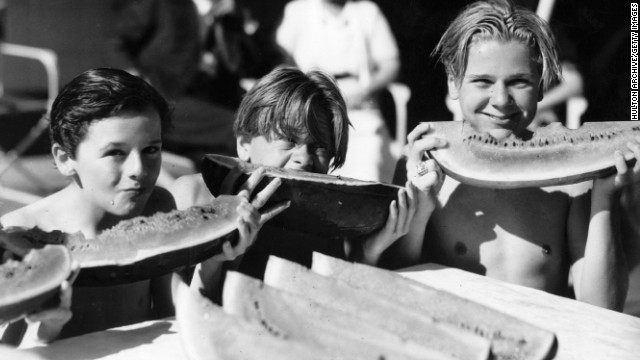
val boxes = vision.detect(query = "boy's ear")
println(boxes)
[236,135,252,162]
[447,75,460,100]
[52,143,76,177]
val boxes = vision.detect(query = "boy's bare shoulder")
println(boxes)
[0,205,37,229]
[0,193,63,229]
[170,174,205,193]
[168,174,214,209]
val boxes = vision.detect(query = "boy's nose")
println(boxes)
[489,84,512,108]
[124,152,146,179]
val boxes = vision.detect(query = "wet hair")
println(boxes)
[433,0,561,91]
[49,68,171,158]
[234,66,350,170]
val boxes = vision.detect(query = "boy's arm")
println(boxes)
[368,180,435,269]
[186,168,287,299]
[360,129,445,269]
[568,182,628,311]
[187,198,259,302]
[373,124,445,268]
[393,190,434,267]
[569,147,640,311]
[354,184,415,268]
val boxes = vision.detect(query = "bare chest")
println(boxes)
[60,281,154,338]
[425,180,573,291]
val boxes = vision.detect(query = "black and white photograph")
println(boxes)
[0,1,638,359]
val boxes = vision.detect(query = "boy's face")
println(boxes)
[237,134,331,174]
[448,39,543,139]
[62,108,163,216]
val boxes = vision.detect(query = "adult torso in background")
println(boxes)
[276,0,398,103]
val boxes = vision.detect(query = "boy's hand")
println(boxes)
[189,169,289,300]
[594,137,640,199]
[23,262,79,345]
[406,123,446,208]
[216,167,288,261]
[359,185,417,265]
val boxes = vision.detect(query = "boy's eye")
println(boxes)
[144,146,161,155]
[471,79,492,87]
[275,139,296,149]
[104,149,126,157]
[510,79,532,88]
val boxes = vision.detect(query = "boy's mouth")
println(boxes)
[481,112,518,123]
[121,187,150,200]
[479,113,527,131]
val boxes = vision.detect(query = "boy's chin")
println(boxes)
[108,198,149,218]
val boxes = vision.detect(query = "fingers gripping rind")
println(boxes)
[406,122,431,146]
[396,189,409,234]
[236,168,266,200]
[251,178,282,210]
[406,124,447,182]
[259,201,291,226]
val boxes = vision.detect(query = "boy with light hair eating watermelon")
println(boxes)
[400,0,640,311]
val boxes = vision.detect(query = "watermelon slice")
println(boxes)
[311,252,558,360]
[223,270,458,360]
[427,121,640,188]
[201,154,401,237]
[0,244,72,324]
[264,255,491,360]
[172,273,328,360]
[0,195,242,286]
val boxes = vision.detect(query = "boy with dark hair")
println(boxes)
[0,68,270,343]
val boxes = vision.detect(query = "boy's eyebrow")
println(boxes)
[99,139,163,150]
[464,74,490,80]
[506,72,538,79]
[465,72,537,80]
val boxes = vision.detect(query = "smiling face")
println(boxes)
[237,133,331,174]
[59,108,163,217]
[448,39,543,140]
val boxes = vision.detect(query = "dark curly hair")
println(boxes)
[49,68,172,158]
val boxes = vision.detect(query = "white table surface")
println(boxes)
[13,263,640,360]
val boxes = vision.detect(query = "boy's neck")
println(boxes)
[61,185,134,238]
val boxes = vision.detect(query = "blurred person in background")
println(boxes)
[276,0,400,183]
[109,0,262,166]
[518,0,585,130]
